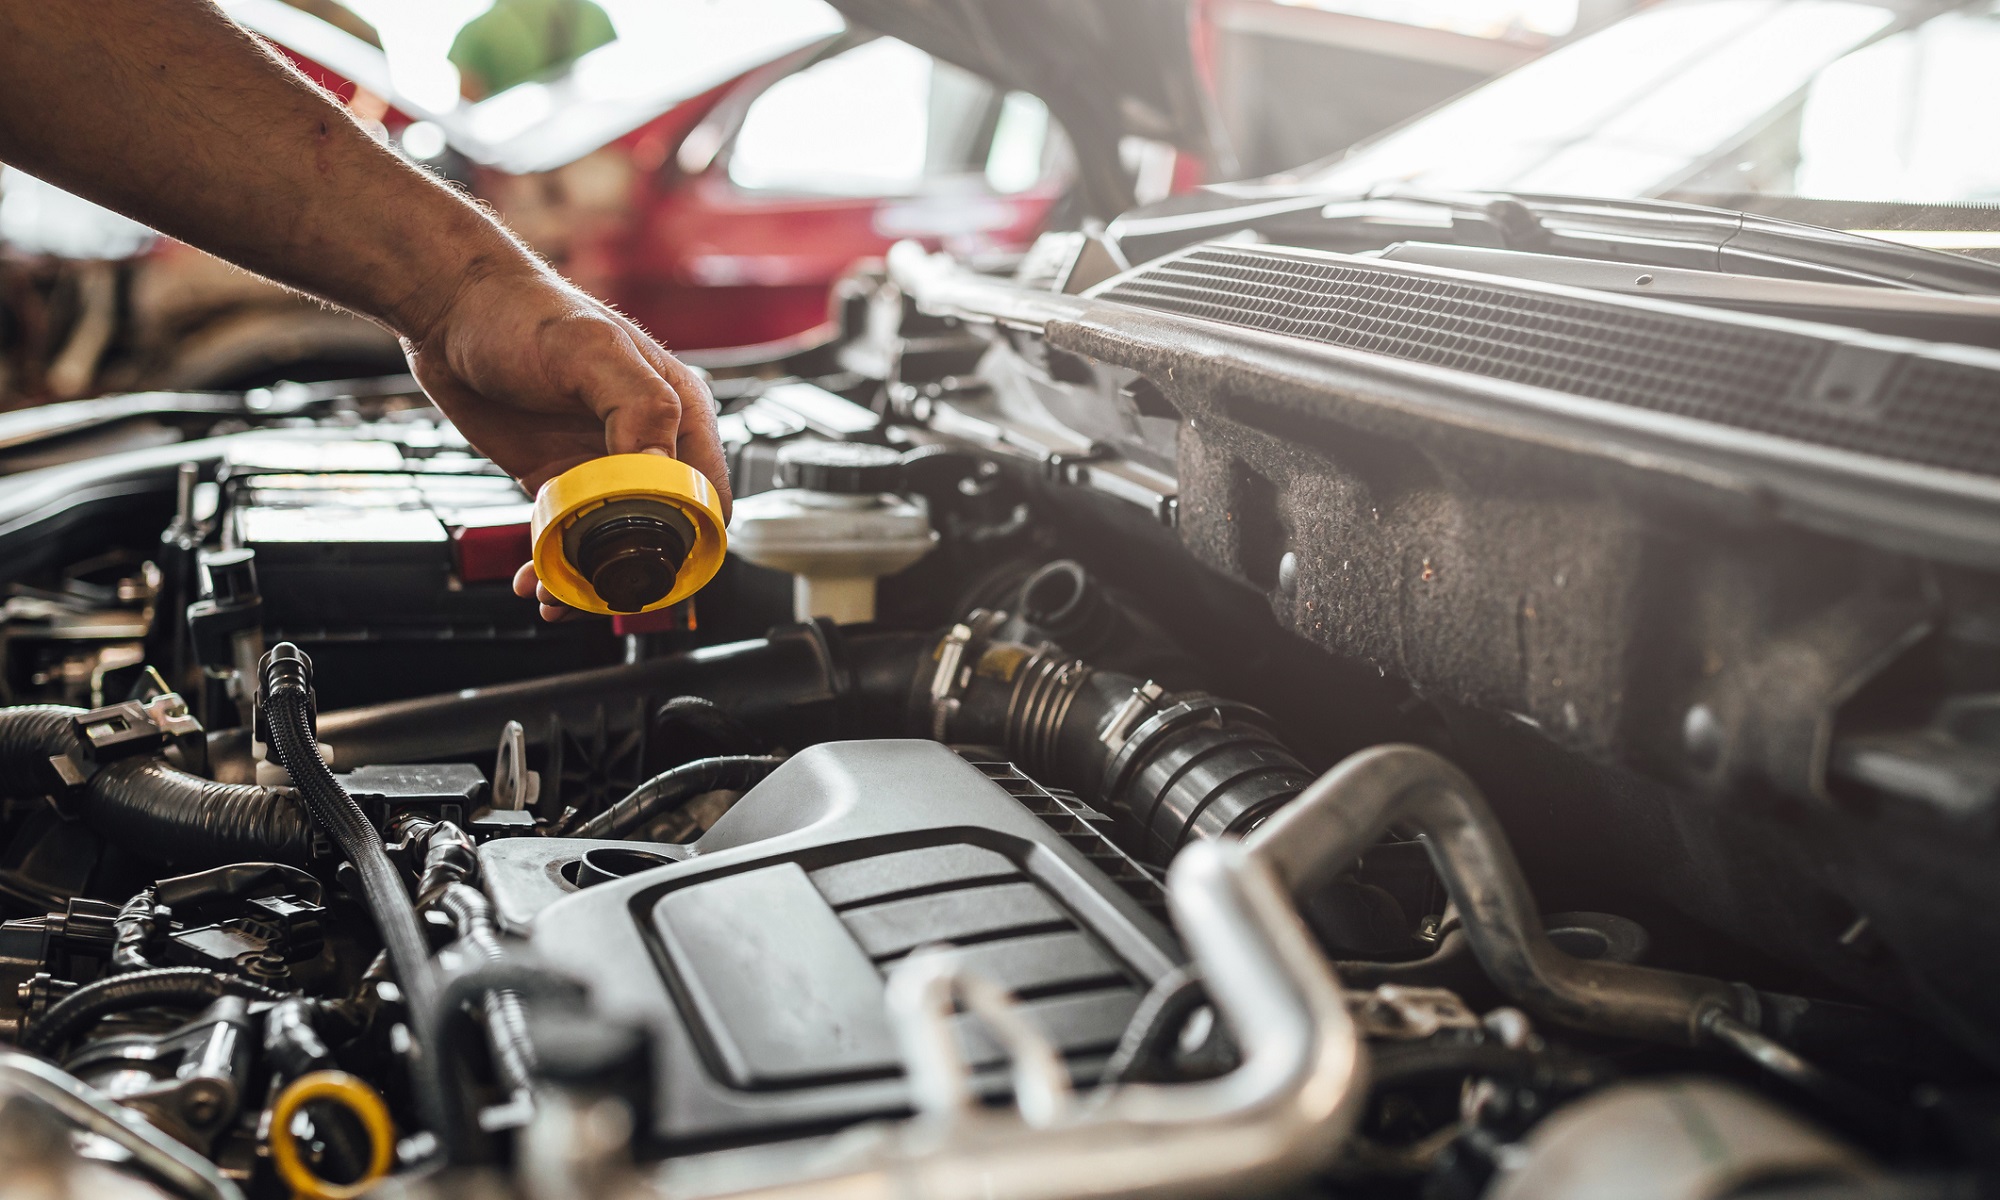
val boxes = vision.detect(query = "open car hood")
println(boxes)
[824,0,1227,214]
[223,0,844,175]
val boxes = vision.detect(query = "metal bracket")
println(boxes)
[491,720,539,812]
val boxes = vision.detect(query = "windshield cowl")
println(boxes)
[1105,186,2000,299]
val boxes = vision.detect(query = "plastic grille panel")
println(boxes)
[1097,245,2000,479]
[972,761,1168,918]
[1872,359,2000,477]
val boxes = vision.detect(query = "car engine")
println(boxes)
[0,204,1997,1200]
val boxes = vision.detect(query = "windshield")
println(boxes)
[1297,0,2000,254]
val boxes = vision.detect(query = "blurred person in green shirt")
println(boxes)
[450,0,618,99]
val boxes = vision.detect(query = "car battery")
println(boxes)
[222,434,534,628]
[213,431,626,707]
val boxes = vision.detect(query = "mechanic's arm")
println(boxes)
[0,0,728,612]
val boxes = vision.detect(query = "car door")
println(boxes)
[611,36,1071,359]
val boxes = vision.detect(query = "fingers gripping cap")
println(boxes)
[531,455,727,615]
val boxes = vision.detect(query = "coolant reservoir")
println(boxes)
[729,442,937,624]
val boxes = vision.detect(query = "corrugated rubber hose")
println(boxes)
[0,706,311,866]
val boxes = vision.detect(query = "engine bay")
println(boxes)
[1,201,1998,1200]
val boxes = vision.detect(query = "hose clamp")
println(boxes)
[71,694,203,761]
[929,623,976,743]
[53,693,207,799]
[928,610,1010,743]
[1098,681,1165,754]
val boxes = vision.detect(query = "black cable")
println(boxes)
[20,966,283,1054]
[653,696,759,756]
[109,887,161,973]
[568,755,782,840]
[259,645,441,1132]
[422,961,585,1165]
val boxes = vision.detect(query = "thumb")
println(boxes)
[596,370,685,459]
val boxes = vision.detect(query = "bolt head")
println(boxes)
[1683,703,1724,771]
[180,1084,227,1126]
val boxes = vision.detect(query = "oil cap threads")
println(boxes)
[530,454,727,616]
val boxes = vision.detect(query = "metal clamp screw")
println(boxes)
[1099,681,1165,754]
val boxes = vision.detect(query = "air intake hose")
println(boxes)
[919,611,1314,864]
[0,705,312,866]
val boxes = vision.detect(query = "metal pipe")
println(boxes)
[886,949,1076,1130]
[602,785,1367,1200]
[0,1051,244,1200]
[1252,743,1748,1045]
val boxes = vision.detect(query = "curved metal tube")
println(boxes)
[0,1052,243,1200]
[1252,744,1747,1045]
[637,807,1366,1200]
[887,948,1076,1130]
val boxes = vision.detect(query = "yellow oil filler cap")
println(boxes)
[530,454,727,615]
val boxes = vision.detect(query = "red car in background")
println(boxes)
[230,0,1075,365]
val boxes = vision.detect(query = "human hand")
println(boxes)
[399,263,731,621]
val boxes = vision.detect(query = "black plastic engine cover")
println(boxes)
[495,740,1181,1151]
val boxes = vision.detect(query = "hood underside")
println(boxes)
[824,0,1226,215]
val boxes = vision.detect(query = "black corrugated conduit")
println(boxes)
[0,706,311,866]
[919,611,1316,864]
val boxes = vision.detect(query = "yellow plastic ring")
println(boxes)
[268,1070,396,1200]
[530,453,729,615]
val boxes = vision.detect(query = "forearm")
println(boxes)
[0,0,532,338]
